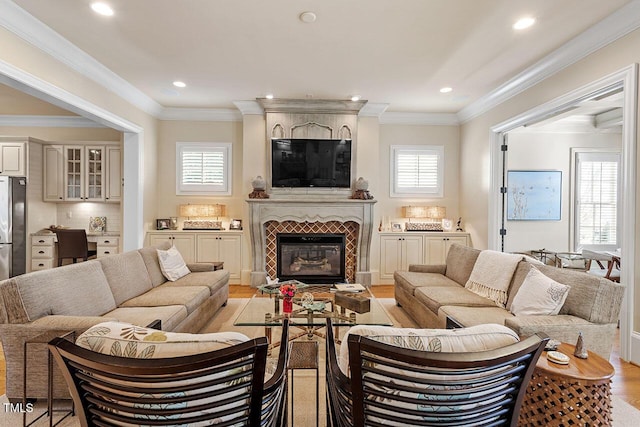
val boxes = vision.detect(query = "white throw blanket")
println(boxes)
[465,250,523,308]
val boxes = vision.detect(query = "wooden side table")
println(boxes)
[519,342,614,426]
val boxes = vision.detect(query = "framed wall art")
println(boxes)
[507,170,562,221]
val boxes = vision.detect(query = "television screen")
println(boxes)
[271,139,352,188]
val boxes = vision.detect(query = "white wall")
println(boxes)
[504,130,621,253]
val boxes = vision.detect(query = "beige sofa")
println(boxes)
[394,244,625,359]
[0,241,229,401]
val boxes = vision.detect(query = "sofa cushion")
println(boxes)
[103,305,188,331]
[120,285,210,315]
[14,261,116,321]
[505,262,533,310]
[444,244,481,285]
[394,271,460,296]
[162,270,230,295]
[339,323,519,374]
[157,246,191,281]
[438,305,515,329]
[415,286,497,316]
[138,241,172,287]
[99,251,153,306]
[510,267,570,316]
[76,321,249,358]
[465,250,522,308]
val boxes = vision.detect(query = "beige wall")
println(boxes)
[504,131,621,253]
[156,120,244,223]
[460,28,640,332]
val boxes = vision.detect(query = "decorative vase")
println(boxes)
[283,296,293,314]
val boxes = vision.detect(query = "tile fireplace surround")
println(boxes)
[247,198,376,287]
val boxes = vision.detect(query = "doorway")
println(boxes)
[489,65,637,362]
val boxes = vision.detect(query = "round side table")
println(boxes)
[519,342,614,426]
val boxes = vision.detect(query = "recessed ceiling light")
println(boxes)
[299,11,317,23]
[440,87,453,93]
[513,16,535,30]
[173,81,186,88]
[351,95,361,102]
[265,94,274,99]
[91,2,114,16]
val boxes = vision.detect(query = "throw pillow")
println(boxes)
[464,250,523,308]
[157,245,190,281]
[510,267,570,316]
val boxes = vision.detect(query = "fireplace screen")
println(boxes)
[276,233,346,284]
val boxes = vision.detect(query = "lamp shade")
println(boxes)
[403,206,446,220]
[179,204,226,218]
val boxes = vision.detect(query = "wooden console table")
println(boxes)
[519,342,614,426]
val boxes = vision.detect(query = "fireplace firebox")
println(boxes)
[276,233,346,284]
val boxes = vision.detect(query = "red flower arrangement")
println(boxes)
[279,282,297,298]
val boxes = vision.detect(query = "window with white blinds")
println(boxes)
[575,152,619,250]
[176,142,232,195]
[390,145,444,197]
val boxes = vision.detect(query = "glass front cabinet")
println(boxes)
[64,145,104,201]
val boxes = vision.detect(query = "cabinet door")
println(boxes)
[217,235,242,280]
[424,237,448,265]
[379,236,403,281]
[43,145,64,201]
[401,235,424,269]
[0,142,26,176]
[105,146,122,202]
[85,146,105,201]
[64,146,84,201]
[196,235,222,262]
[147,233,196,263]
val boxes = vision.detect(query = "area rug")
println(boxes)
[2,298,638,426]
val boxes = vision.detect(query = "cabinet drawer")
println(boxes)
[31,246,53,258]
[31,259,53,271]
[97,247,119,258]
[31,235,55,246]
[97,236,119,247]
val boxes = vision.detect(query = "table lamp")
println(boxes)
[179,204,226,230]
[403,206,446,231]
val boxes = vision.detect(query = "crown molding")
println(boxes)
[359,103,389,117]
[159,107,242,122]
[379,112,459,125]
[0,0,163,117]
[257,98,367,114]
[0,114,106,127]
[232,100,264,115]
[458,0,640,123]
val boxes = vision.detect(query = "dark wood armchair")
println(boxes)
[326,318,547,427]
[49,320,289,427]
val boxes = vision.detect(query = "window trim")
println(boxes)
[571,148,620,252]
[389,145,444,198]
[176,142,232,195]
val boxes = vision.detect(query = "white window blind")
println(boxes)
[576,152,619,249]
[176,142,232,195]
[390,145,444,197]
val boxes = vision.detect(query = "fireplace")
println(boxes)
[276,233,346,284]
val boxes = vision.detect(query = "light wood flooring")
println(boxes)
[1,284,638,411]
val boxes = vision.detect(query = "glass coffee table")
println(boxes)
[234,284,394,344]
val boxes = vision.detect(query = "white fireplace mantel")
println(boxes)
[246,198,377,286]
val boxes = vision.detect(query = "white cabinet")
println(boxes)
[196,233,242,280]
[146,231,243,282]
[379,232,470,283]
[31,235,55,271]
[43,143,120,202]
[0,142,26,176]
[96,236,120,258]
[379,235,424,282]
[147,232,196,263]
[424,235,470,265]
[105,146,121,202]
[64,145,105,201]
[43,145,64,201]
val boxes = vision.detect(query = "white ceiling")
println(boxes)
[5,0,635,118]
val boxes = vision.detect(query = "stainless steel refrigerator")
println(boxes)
[0,176,26,280]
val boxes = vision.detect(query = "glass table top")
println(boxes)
[234,285,394,327]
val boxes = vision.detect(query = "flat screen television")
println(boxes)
[271,138,352,188]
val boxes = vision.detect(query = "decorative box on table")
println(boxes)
[334,292,370,314]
